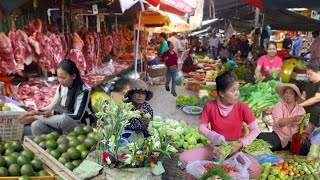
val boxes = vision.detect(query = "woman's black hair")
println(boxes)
[167,41,173,47]
[58,59,84,113]
[306,61,320,73]
[113,78,131,92]
[216,71,238,93]
[267,41,277,49]
[221,57,227,63]
[160,32,167,40]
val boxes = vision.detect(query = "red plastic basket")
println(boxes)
[277,50,289,61]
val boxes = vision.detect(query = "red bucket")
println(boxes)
[277,50,289,61]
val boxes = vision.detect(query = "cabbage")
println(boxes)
[307,144,319,160]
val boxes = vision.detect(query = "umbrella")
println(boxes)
[240,0,320,12]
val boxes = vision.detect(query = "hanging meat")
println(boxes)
[67,32,86,75]
[101,32,113,57]
[8,29,33,71]
[111,32,121,55]
[93,32,102,68]
[28,19,56,72]
[0,32,20,74]
[82,32,95,73]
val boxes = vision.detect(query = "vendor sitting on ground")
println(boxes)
[110,78,131,103]
[257,83,314,151]
[124,79,153,137]
[18,59,94,136]
[221,57,237,68]
[181,48,197,73]
[179,71,262,179]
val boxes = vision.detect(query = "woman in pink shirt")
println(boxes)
[257,83,314,151]
[179,71,262,179]
[255,42,283,80]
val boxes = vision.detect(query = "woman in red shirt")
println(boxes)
[161,41,178,97]
[179,71,262,179]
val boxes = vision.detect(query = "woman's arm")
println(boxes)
[42,85,61,110]
[300,92,320,107]
[241,121,260,147]
[254,65,262,79]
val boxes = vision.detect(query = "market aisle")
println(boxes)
[148,84,200,127]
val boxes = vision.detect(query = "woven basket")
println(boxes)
[162,155,188,180]
[147,65,167,78]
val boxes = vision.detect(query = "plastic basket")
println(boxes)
[0,98,25,141]
[147,65,167,78]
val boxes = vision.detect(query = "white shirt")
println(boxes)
[168,36,182,54]
[209,37,220,48]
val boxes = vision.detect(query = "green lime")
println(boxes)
[0,156,5,167]
[50,150,61,159]
[77,135,86,143]
[58,156,69,165]
[4,156,17,167]
[37,169,49,176]
[39,141,46,149]
[30,158,43,171]
[67,147,81,160]
[68,139,80,147]
[57,136,69,145]
[20,150,34,161]
[82,125,93,134]
[11,141,23,152]
[20,164,34,176]
[0,144,5,154]
[64,162,75,170]
[34,136,45,144]
[72,126,86,136]
[76,144,87,152]
[72,160,81,167]
[61,152,69,159]
[0,167,8,176]
[83,138,96,149]
[46,139,57,149]
[81,150,89,160]
[5,148,15,156]
[8,164,20,176]
[57,144,69,154]
[87,132,98,141]
[4,142,12,149]
[17,155,30,166]
[11,152,20,159]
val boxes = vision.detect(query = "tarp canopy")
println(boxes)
[265,9,320,31]
[240,0,320,12]
[0,0,29,13]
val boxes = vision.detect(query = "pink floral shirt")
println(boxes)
[272,101,305,148]
[257,55,282,80]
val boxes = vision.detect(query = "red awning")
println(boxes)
[145,0,195,16]
[240,0,265,11]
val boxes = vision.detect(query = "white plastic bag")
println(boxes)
[186,160,213,179]
[224,152,251,180]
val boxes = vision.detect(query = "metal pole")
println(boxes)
[134,11,142,79]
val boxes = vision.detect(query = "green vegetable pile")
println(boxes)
[212,144,233,162]
[233,65,253,80]
[239,79,281,117]
[189,108,201,113]
[244,139,273,156]
[197,96,214,108]
[176,94,199,107]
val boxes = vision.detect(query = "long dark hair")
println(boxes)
[58,59,84,112]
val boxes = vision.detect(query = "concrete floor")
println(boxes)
[147,84,200,128]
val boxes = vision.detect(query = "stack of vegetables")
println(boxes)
[176,94,213,108]
[212,144,233,161]
[244,139,273,156]
[307,144,320,161]
[260,156,320,179]
[233,65,253,80]
[148,117,210,150]
[239,80,281,118]
[200,163,233,180]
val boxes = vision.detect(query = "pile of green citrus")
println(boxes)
[0,141,49,179]
[33,125,98,171]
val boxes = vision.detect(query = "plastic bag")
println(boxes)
[255,154,284,165]
[224,152,251,180]
[310,128,320,146]
[186,160,215,179]
[186,152,251,180]
[175,71,185,86]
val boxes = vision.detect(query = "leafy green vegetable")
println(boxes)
[176,94,199,106]
[197,96,214,107]
[189,108,201,113]
[233,65,253,80]
[239,80,281,117]
[244,139,273,155]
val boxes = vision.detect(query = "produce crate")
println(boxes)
[0,96,25,141]
[0,166,55,180]
[147,65,167,78]
[23,136,81,180]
